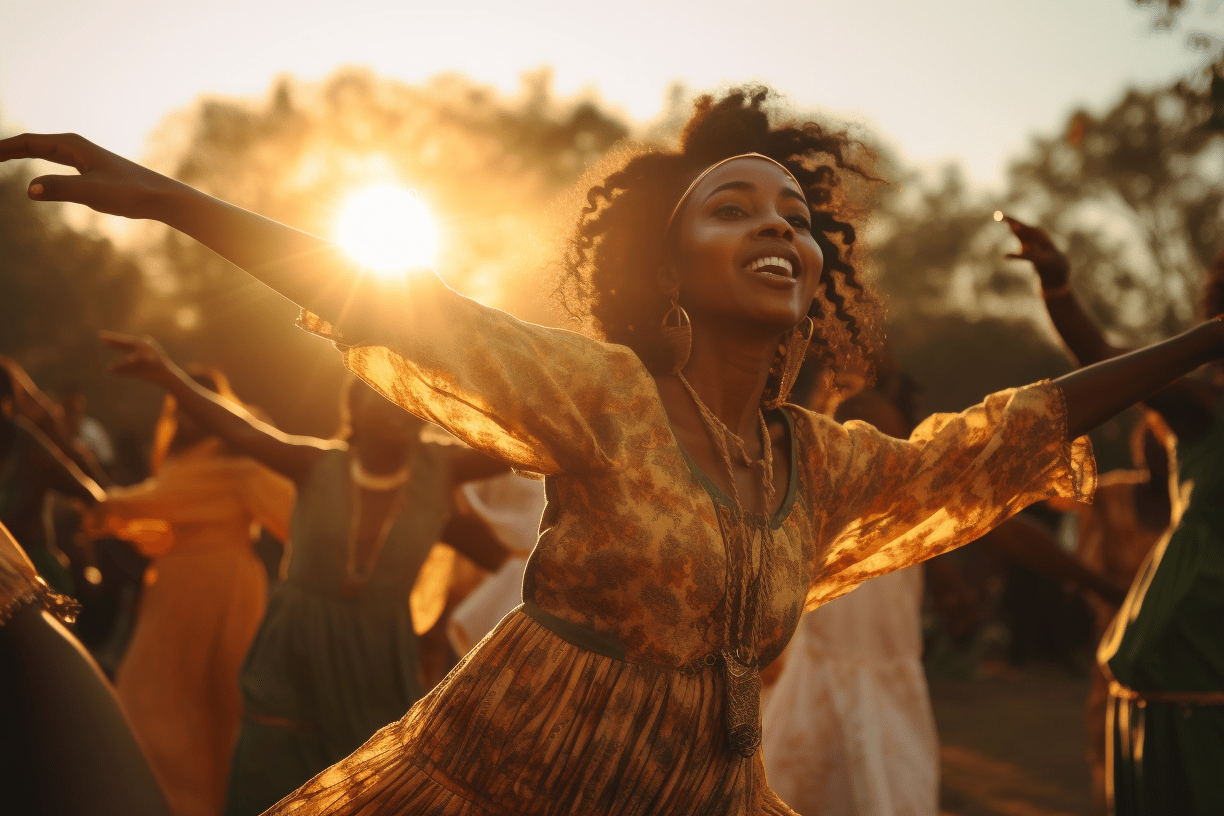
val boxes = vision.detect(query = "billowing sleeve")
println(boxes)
[299,272,655,476]
[85,479,177,558]
[239,461,296,543]
[798,380,1096,611]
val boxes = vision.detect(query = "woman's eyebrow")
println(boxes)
[702,180,807,205]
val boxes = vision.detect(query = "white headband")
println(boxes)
[663,152,805,237]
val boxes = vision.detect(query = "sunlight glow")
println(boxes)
[337,186,437,275]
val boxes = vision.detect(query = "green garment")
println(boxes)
[224,445,452,816]
[1102,401,1224,816]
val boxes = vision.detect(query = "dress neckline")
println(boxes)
[670,406,800,530]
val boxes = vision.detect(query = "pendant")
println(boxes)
[721,650,762,757]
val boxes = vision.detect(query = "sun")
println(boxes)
[336,185,437,275]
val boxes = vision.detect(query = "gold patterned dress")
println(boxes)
[268,273,1095,816]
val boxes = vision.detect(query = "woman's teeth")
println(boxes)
[747,256,794,277]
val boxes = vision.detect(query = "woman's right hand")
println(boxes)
[0,133,178,220]
[100,331,178,388]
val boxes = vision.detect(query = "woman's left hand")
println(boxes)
[1003,216,1070,290]
[100,331,178,387]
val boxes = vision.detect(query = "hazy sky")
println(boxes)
[0,0,1213,189]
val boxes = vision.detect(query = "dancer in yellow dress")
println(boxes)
[4,87,1222,815]
[89,368,296,816]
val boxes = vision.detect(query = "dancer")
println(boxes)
[94,334,507,815]
[1,360,105,593]
[88,362,296,816]
[4,87,1222,815]
[1007,217,1224,816]
[0,520,170,816]
[1049,412,1175,814]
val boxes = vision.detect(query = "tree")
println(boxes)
[0,166,147,433]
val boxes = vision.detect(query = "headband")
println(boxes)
[663,152,805,238]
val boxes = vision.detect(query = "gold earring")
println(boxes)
[660,292,692,375]
[764,316,815,408]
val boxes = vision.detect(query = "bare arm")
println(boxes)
[101,333,334,483]
[24,419,106,505]
[1006,217,1220,439]
[978,514,1126,606]
[0,134,370,323]
[439,513,510,574]
[1055,319,1224,440]
[0,357,111,485]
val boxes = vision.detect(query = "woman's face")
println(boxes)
[670,157,824,333]
[351,383,424,447]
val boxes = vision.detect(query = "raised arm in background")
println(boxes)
[1006,216,1220,440]
[1,357,112,486]
[101,332,337,484]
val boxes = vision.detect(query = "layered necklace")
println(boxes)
[340,454,411,600]
[677,373,777,757]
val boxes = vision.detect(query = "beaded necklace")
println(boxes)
[677,373,778,757]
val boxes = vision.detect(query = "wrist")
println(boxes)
[1041,280,1073,300]
[141,177,195,226]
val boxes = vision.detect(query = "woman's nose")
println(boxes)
[754,210,794,240]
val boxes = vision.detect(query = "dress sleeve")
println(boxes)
[238,461,296,543]
[298,272,655,476]
[85,479,177,558]
[798,380,1096,611]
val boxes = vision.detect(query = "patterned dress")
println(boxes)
[265,273,1094,816]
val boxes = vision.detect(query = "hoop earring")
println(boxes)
[764,316,815,408]
[660,292,692,375]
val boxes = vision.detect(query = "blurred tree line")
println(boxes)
[2,61,1223,469]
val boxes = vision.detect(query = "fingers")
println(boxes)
[98,330,140,348]
[28,173,91,204]
[0,133,93,169]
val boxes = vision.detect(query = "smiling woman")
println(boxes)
[1,85,1222,816]
[335,185,436,274]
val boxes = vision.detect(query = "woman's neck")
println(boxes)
[659,324,780,443]
[353,435,413,474]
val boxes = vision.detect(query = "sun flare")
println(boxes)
[336,185,437,275]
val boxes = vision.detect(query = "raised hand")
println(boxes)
[100,331,178,387]
[0,133,179,220]
[1003,215,1070,290]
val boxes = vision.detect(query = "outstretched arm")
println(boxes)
[1055,319,1223,440]
[101,332,334,483]
[0,134,370,323]
[1006,217,1221,440]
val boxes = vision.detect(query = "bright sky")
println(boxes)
[0,0,1214,190]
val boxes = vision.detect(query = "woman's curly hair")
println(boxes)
[559,85,884,383]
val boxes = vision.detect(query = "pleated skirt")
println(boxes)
[263,608,797,815]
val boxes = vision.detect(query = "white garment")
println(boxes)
[447,473,545,655]
[761,565,938,816]
[77,415,115,465]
